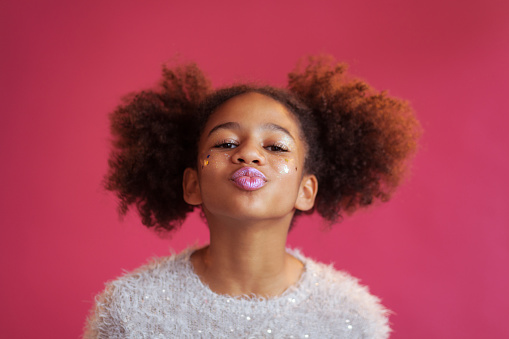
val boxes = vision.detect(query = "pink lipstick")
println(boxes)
[230,167,267,191]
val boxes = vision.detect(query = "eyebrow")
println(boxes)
[207,122,295,141]
[207,122,240,137]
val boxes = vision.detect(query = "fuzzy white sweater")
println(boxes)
[84,248,390,338]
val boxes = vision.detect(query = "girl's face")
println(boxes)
[183,92,317,223]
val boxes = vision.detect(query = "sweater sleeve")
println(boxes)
[83,283,126,339]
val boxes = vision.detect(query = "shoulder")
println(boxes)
[83,250,193,338]
[96,251,188,302]
[294,250,391,338]
[111,250,189,289]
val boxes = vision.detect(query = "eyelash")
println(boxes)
[265,144,289,152]
[214,140,239,149]
[213,140,289,152]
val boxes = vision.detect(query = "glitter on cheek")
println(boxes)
[275,158,294,175]
[200,153,211,169]
[280,164,290,174]
[221,153,231,166]
[280,158,298,174]
[201,152,231,171]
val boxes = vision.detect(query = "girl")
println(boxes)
[84,56,420,338]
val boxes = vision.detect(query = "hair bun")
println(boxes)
[288,56,421,222]
[105,63,211,232]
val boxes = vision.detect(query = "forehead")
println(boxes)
[203,92,301,134]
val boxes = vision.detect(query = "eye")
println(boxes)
[214,140,238,149]
[265,144,289,152]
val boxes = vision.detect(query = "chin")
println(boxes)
[207,204,295,224]
[202,191,296,221]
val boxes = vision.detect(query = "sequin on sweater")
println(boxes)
[84,248,390,338]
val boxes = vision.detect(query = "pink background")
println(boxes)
[1,0,508,338]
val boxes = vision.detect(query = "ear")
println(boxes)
[295,174,318,211]
[183,167,203,205]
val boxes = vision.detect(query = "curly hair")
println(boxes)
[104,56,421,233]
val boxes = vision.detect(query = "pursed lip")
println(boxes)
[230,167,267,191]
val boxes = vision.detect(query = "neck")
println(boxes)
[190,214,303,298]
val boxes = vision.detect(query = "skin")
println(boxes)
[183,92,318,298]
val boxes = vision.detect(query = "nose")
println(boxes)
[232,141,265,165]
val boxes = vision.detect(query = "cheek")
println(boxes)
[201,153,211,168]
[199,152,231,171]
[273,157,299,178]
